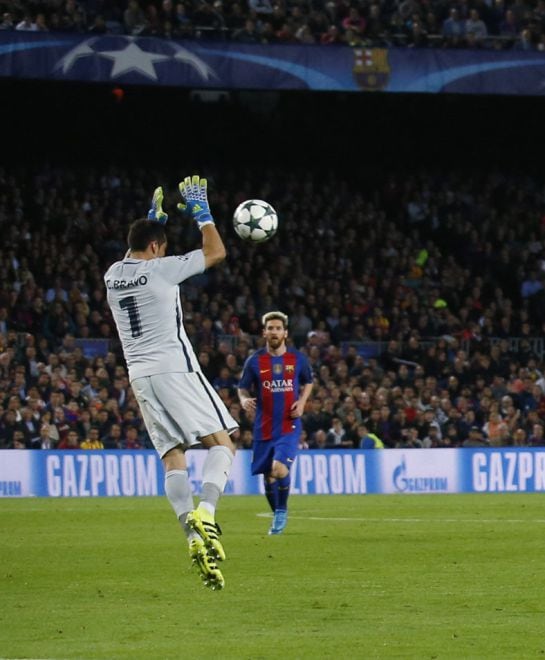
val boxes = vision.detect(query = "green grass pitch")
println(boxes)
[1,494,544,659]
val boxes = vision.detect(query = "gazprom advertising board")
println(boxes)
[1,448,544,497]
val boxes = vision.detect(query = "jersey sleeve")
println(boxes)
[298,352,313,385]
[156,251,205,285]
[238,355,256,390]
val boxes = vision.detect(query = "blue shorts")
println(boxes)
[251,431,300,475]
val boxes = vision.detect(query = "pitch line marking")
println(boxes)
[256,513,545,524]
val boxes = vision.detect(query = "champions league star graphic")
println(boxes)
[54,35,216,82]
[2,31,545,93]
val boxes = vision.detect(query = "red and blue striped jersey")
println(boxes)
[238,348,313,442]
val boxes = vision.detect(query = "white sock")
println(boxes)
[164,469,194,538]
[200,446,233,513]
[199,501,215,515]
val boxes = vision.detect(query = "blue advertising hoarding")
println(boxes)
[1,32,545,96]
[1,448,544,497]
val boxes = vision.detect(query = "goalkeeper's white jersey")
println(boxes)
[104,250,205,382]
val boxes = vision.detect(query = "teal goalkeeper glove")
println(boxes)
[147,186,168,224]
[177,175,215,229]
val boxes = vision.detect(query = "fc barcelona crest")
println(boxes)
[353,48,390,91]
[285,365,295,373]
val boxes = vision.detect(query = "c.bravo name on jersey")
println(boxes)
[105,275,148,290]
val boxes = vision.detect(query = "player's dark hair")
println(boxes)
[262,311,288,329]
[127,219,167,252]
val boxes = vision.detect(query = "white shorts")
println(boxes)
[131,371,238,458]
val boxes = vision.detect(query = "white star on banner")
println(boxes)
[172,45,215,80]
[97,41,170,80]
[55,38,99,74]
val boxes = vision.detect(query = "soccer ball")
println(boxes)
[232,199,278,243]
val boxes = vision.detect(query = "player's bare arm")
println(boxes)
[290,382,314,418]
[201,223,226,269]
[237,388,256,413]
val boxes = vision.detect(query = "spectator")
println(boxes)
[212,366,238,393]
[465,8,488,42]
[192,0,225,35]
[275,20,299,41]
[296,23,316,44]
[320,24,342,44]
[225,2,246,30]
[463,426,489,447]
[341,7,366,36]
[512,427,527,446]
[521,271,543,298]
[15,14,37,30]
[336,395,362,425]
[123,0,148,35]
[326,417,346,447]
[249,0,274,17]
[303,398,333,437]
[232,18,260,42]
[30,421,56,449]
[406,20,428,47]
[1,410,21,448]
[528,423,545,446]
[499,8,519,37]
[20,406,40,442]
[309,429,328,449]
[0,12,13,29]
[442,8,465,45]
[174,3,193,37]
[88,14,108,34]
[11,430,29,449]
[57,429,81,449]
[366,4,386,41]
[35,13,48,31]
[358,423,385,449]
[80,427,104,449]
[482,412,510,445]
[121,425,142,450]
[489,0,507,32]
[422,421,442,447]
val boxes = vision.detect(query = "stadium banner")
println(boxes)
[1,32,545,96]
[0,449,259,498]
[1,448,545,497]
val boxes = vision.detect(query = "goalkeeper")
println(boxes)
[104,176,238,591]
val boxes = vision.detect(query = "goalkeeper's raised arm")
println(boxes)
[178,175,226,269]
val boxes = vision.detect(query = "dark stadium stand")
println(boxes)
[1,0,544,49]
[1,79,545,451]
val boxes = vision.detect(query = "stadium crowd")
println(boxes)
[1,0,545,49]
[1,163,545,451]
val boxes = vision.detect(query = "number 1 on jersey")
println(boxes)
[120,296,143,338]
